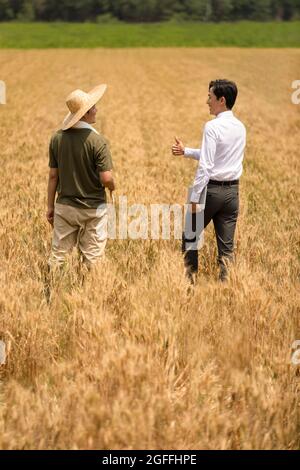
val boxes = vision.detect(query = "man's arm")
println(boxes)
[95,136,115,197]
[190,123,217,207]
[100,170,115,192]
[184,148,201,161]
[46,168,58,226]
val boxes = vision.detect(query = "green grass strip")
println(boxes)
[0,21,299,48]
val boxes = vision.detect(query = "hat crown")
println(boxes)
[62,83,107,131]
[66,89,92,114]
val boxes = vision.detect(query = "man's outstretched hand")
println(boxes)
[172,136,185,156]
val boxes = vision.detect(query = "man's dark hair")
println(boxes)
[209,79,238,110]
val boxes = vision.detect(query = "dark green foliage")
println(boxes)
[0,0,299,21]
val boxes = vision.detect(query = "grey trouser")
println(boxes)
[182,181,239,279]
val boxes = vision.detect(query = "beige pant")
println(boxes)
[49,202,108,267]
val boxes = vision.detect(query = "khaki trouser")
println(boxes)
[49,202,108,267]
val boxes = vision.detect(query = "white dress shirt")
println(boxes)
[72,120,99,135]
[185,110,246,203]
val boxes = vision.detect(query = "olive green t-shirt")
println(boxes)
[49,128,113,209]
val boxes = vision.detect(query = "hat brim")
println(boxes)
[62,84,107,131]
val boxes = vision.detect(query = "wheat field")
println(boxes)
[0,49,299,450]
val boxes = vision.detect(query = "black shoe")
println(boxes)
[186,268,197,286]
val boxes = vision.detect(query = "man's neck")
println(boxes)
[215,108,230,116]
[216,109,233,118]
[72,120,99,135]
[80,118,93,124]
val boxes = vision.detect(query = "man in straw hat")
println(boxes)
[172,79,246,283]
[46,84,115,268]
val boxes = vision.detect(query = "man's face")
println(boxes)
[86,105,97,123]
[206,87,226,116]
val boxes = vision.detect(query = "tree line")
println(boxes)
[0,0,299,22]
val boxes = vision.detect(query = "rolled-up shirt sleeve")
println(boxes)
[190,123,218,203]
[48,136,58,168]
[184,148,201,160]
[94,137,113,173]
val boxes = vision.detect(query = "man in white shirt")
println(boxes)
[172,79,246,282]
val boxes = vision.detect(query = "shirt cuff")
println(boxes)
[190,191,200,203]
[184,147,200,159]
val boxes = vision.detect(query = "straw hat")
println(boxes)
[62,84,107,131]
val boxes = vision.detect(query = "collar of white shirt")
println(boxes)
[72,120,99,135]
[216,110,234,119]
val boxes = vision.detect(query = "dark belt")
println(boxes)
[208,179,239,186]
